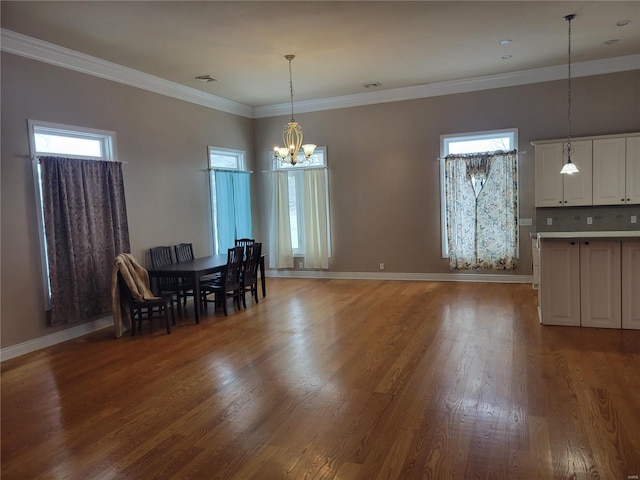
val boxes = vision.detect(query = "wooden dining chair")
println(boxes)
[117,271,174,335]
[235,238,255,248]
[201,246,244,316]
[174,243,194,263]
[241,242,262,307]
[235,238,255,257]
[149,246,193,315]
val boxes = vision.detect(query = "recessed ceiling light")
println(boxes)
[501,55,513,60]
[499,39,512,45]
[604,39,620,45]
[616,20,631,27]
[195,75,217,83]
[363,82,381,88]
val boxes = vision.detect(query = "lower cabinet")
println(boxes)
[580,240,621,328]
[539,238,638,329]
[622,240,640,329]
[539,240,580,326]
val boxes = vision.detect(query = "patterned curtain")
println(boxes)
[445,150,518,270]
[40,157,130,326]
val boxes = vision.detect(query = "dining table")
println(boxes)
[147,254,266,324]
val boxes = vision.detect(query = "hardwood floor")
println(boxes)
[2,279,639,479]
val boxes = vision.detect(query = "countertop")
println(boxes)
[537,231,640,239]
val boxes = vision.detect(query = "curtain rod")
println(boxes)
[31,155,128,164]
[207,168,253,173]
[436,150,526,161]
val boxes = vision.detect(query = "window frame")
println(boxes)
[439,128,518,258]
[272,146,330,257]
[207,146,249,254]
[28,120,117,309]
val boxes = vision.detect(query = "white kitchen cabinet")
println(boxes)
[534,140,592,207]
[539,239,580,326]
[622,240,640,330]
[593,137,626,205]
[626,136,640,204]
[579,240,621,328]
[593,137,640,205]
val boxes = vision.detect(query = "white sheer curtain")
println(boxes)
[445,150,518,270]
[302,169,329,269]
[268,171,293,268]
[268,168,330,269]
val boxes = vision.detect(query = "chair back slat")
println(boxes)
[224,246,244,289]
[174,243,194,263]
[150,246,173,267]
[242,242,261,285]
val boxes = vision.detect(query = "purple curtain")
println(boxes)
[40,157,130,326]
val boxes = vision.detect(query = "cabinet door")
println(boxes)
[593,138,626,205]
[535,143,564,207]
[626,137,640,204]
[563,140,593,206]
[622,240,640,330]
[580,240,621,328]
[539,240,580,326]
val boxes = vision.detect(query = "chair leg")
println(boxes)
[164,303,171,334]
[130,305,137,336]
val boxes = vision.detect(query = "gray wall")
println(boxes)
[1,53,254,347]
[254,70,640,274]
[2,49,639,349]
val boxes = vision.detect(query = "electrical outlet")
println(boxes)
[632,215,637,224]
[379,263,385,270]
[587,216,593,225]
[546,217,553,226]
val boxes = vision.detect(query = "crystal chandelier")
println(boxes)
[273,55,316,166]
[560,14,579,175]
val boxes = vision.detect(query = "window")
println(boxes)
[273,147,330,256]
[28,120,117,309]
[440,129,518,268]
[208,147,252,254]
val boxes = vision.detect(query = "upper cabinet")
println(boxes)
[593,136,640,205]
[534,132,640,208]
[534,140,592,207]
[626,136,640,204]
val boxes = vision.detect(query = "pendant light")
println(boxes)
[273,55,316,166]
[560,14,579,175]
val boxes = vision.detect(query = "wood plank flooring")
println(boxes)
[2,279,640,479]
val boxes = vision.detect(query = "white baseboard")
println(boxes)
[0,316,113,362]
[266,269,533,284]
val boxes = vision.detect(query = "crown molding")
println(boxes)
[254,54,640,118]
[2,28,638,120]
[0,29,253,118]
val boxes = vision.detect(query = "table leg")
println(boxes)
[193,273,200,324]
[259,256,266,297]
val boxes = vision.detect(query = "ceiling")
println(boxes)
[1,1,639,108]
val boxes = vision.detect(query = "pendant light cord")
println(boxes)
[288,57,295,122]
[565,14,574,156]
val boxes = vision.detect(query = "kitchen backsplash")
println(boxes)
[535,205,640,232]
